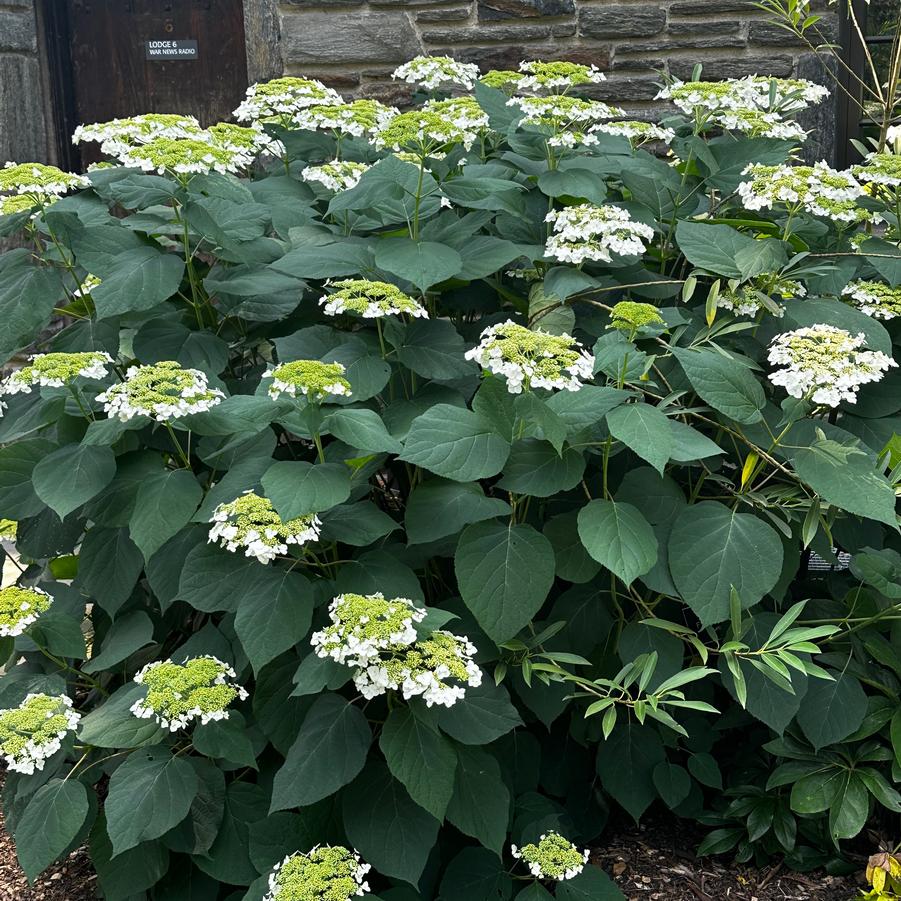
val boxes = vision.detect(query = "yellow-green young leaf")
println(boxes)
[705,279,720,326]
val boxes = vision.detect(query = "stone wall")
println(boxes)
[0,0,839,169]
[279,0,836,128]
[0,0,49,165]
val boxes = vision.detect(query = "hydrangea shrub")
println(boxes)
[0,55,900,899]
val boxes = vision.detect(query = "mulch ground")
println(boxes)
[596,817,865,901]
[0,799,867,900]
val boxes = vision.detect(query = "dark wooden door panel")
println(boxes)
[65,0,248,166]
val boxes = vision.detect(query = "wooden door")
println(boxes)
[61,0,248,168]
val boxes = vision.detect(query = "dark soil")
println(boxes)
[0,802,866,900]
[596,817,865,901]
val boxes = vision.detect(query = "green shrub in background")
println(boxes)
[1,54,901,900]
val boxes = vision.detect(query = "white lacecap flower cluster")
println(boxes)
[263,846,371,901]
[208,491,322,565]
[423,96,491,134]
[511,832,590,881]
[0,351,113,398]
[0,162,90,200]
[72,113,201,147]
[234,77,343,122]
[842,280,901,320]
[592,120,676,145]
[311,593,425,666]
[768,324,897,407]
[131,655,249,732]
[0,694,80,775]
[0,585,54,637]
[737,162,866,223]
[655,76,830,140]
[311,593,482,707]
[515,59,606,92]
[545,203,654,264]
[465,320,595,394]
[319,279,428,319]
[392,55,480,91]
[302,160,370,192]
[294,101,398,138]
[263,359,352,402]
[96,361,225,422]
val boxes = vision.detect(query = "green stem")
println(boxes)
[164,422,192,469]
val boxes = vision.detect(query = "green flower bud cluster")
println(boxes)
[209,491,322,564]
[320,279,427,319]
[0,351,113,399]
[516,60,605,92]
[235,77,342,122]
[294,100,397,138]
[593,120,676,146]
[465,320,595,394]
[72,113,202,148]
[0,585,53,637]
[311,593,483,707]
[0,162,88,201]
[843,279,901,320]
[131,656,248,732]
[0,194,39,217]
[311,593,426,666]
[0,693,80,774]
[609,301,666,332]
[855,152,901,188]
[422,96,490,134]
[511,832,589,881]
[264,360,352,402]
[373,108,480,154]
[112,136,254,176]
[96,361,225,422]
[480,69,522,91]
[264,845,371,901]
[354,630,482,708]
[392,55,480,92]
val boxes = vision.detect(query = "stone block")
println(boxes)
[579,6,666,39]
[616,35,746,52]
[583,76,661,101]
[667,20,740,35]
[748,22,805,45]
[477,0,575,20]
[281,10,421,65]
[0,9,36,52]
[668,55,795,79]
[416,6,473,22]
[421,24,551,42]
[669,0,757,12]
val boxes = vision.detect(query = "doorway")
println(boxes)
[39,0,249,171]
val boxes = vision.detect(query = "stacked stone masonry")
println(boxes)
[0,0,839,170]
[280,0,835,118]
